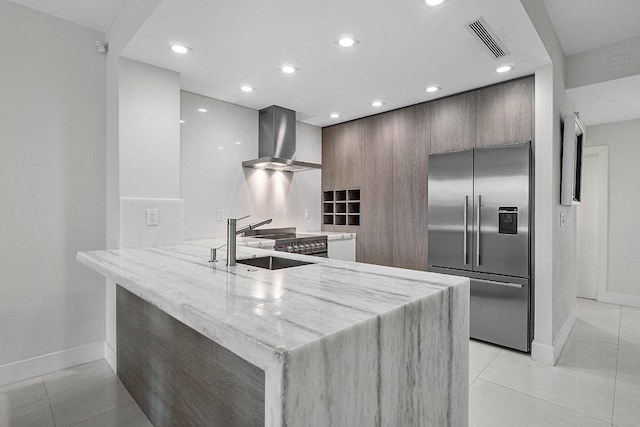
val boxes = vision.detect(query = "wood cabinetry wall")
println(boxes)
[322,75,534,270]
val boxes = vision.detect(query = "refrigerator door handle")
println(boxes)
[476,195,481,266]
[463,195,468,265]
[474,278,524,289]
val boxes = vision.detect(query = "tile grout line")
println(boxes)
[41,375,58,427]
[610,304,622,426]
[478,301,621,426]
[477,378,614,425]
[479,374,615,426]
[69,402,139,427]
[474,347,502,380]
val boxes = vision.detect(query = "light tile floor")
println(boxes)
[470,298,640,427]
[1,298,637,426]
[0,361,151,427]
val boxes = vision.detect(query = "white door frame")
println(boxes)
[581,146,608,302]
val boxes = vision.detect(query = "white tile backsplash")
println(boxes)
[180,91,321,239]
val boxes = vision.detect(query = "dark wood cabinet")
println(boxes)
[392,104,430,270]
[430,91,475,154]
[322,76,533,270]
[321,121,362,192]
[476,76,534,148]
[360,113,394,267]
[321,126,341,190]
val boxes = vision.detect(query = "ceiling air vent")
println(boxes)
[467,17,510,59]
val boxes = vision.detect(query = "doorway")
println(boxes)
[576,146,608,300]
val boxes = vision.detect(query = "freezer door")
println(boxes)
[473,143,530,277]
[427,150,474,271]
[470,276,530,352]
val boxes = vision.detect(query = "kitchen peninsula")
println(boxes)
[77,241,469,426]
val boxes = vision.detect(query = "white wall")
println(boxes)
[118,58,183,249]
[521,0,577,364]
[0,1,106,384]
[586,118,640,301]
[181,91,322,239]
[566,36,640,89]
[119,58,180,199]
[104,0,161,370]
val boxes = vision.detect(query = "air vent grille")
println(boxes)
[467,17,510,59]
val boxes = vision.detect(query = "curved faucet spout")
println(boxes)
[226,217,273,266]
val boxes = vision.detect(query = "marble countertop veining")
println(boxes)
[186,232,354,251]
[77,242,466,371]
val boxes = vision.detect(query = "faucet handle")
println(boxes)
[236,214,250,221]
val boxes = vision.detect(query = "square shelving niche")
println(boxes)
[323,189,360,227]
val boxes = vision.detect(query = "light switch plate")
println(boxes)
[305,209,310,219]
[560,211,566,227]
[217,209,224,222]
[146,208,159,226]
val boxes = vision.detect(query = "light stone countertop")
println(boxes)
[186,232,354,251]
[77,242,469,425]
[77,242,465,371]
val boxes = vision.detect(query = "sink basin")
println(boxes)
[237,256,314,270]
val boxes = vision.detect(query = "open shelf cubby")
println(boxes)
[322,189,360,227]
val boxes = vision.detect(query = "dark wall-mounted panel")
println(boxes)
[117,286,265,427]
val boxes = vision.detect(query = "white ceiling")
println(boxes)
[567,75,640,127]
[542,0,640,56]
[10,0,640,128]
[542,0,640,126]
[121,0,549,127]
[8,0,124,33]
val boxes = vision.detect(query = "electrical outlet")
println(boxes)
[305,209,310,219]
[146,208,159,226]
[217,209,224,222]
[560,211,566,227]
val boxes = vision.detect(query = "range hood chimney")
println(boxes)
[242,105,321,172]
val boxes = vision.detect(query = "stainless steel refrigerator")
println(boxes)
[428,142,532,352]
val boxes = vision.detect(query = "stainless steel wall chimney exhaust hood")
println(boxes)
[242,105,321,172]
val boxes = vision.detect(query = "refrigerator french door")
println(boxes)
[428,142,532,352]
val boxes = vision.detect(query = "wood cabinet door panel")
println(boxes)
[430,92,475,154]
[476,76,534,148]
[359,114,394,266]
[392,104,430,271]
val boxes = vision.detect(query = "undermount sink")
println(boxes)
[237,256,314,270]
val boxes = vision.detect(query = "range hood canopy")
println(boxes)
[242,105,321,172]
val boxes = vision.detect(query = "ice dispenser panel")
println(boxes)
[499,207,518,234]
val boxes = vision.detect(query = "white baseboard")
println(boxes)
[0,341,105,387]
[599,292,640,308]
[531,307,577,366]
[104,341,117,374]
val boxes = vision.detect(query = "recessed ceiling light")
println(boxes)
[198,108,207,113]
[217,146,224,150]
[425,0,444,6]
[371,100,384,107]
[280,64,298,74]
[496,64,513,73]
[240,85,254,92]
[170,43,191,54]
[337,37,358,48]
[426,85,441,93]
[330,113,341,119]
[180,119,185,124]
[235,141,242,145]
